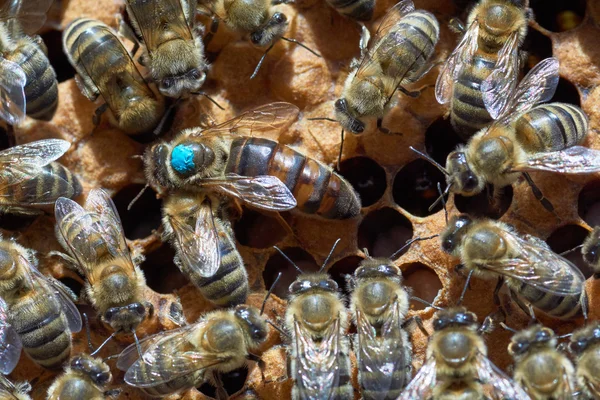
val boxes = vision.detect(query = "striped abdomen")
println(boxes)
[9,285,72,368]
[514,103,588,153]
[510,278,583,319]
[226,137,361,219]
[450,55,497,139]
[58,212,113,262]
[135,352,202,397]
[377,11,439,84]
[325,0,374,22]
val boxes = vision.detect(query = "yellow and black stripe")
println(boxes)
[13,162,81,208]
[511,279,584,320]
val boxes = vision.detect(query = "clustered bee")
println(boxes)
[4,0,600,399]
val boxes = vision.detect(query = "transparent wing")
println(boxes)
[293,316,342,400]
[199,175,297,211]
[126,0,193,52]
[0,298,21,375]
[84,189,132,258]
[0,58,26,125]
[0,0,54,34]
[480,32,520,119]
[356,301,410,397]
[480,230,585,296]
[195,102,299,138]
[0,138,70,180]
[492,57,559,125]
[475,352,532,400]
[515,146,600,174]
[166,200,221,278]
[398,356,437,399]
[435,21,479,104]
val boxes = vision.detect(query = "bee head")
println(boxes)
[569,322,600,355]
[251,12,288,47]
[144,143,173,194]
[433,307,478,331]
[334,98,365,134]
[508,325,557,358]
[289,274,338,296]
[158,68,206,98]
[103,302,148,333]
[70,354,112,387]
[440,214,473,255]
[446,150,483,196]
[583,228,600,270]
[234,305,269,347]
[354,258,401,281]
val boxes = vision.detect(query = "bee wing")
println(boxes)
[293,316,342,400]
[397,356,437,399]
[125,0,193,52]
[0,0,53,34]
[196,102,299,138]
[166,200,221,278]
[0,298,21,375]
[491,57,559,125]
[481,230,585,296]
[198,174,297,211]
[0,58,26,125]
[474,352,531,400]
[435,21,479,104]
[355,302,410,396]
[480,32,520,119]
[514,145,600,174]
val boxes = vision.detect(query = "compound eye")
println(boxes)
[71,357,83,369]
[131,303,146,316]
[441,238,454,252]
[251,31,263,44]
[351,120,365,134]
[104,308,117,321]
[162,78,174,89]
[463,175,478,191]
[273,12,286,23]
[335,98,346,111]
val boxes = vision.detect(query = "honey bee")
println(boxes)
[347,257,412,399]
[121,0,208,98]
[440,214,587,319]
[0,0,58,124]
[116,304,269,398]
[0,298,21,375]
[400,307,530,399]
[161,191,249,307]
[568,321,600,399]
[508,325,576,399]
[326,0,374,21]
[62,18,166,136]
[144,102,361,219]
[0,238,82,369]
[419,57,591,214]
[47,354,120,400]
[54,188,152,337]
[0,139,81,216]
[0,375,31,400]
[581,227,600,279]
[436,0,529,139]
[334,0,439,135]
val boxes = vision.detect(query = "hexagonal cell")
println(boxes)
[393,159,447,217]
[338,157,386,207]
[0,213,37,232]
[523,29,553,70]
[424,117,463,165]
[454,184,513,220]
[234,208,288,248]
[530,0,585,32]
[578,180,600,226]
[139,245,189,294]
[328,255,363,296]
[59,277,83,298]
[358,207,413,259]
[113,184,162,240]
[264,247,319,299]
[401,262,443,310]
[546,224,593,279]
[553,77,581,106]
[40,30,76,83]
[198,367,248,398]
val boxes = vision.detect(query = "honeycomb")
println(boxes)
[6,0,600,398]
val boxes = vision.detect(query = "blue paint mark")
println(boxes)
[171,144,196,174]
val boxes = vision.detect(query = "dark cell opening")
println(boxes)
[523,29,553,71]
[358,208,413,259]
[0,213,37,231]
[112,184,162,240]
[59,277,83,297]
[264,247,319,299]
[529,0,585,32]
[234,208,287,248]
[424,117,464,166]
[578,180,600,226]
[393,159,447,217]
[328,256,363,297]
[338,157,387,207]
[454,184,513,219]
[402,263,442,310]
[546,224,593,279]
[139,245,189,294]
[40,30,76,83]
[553,78,581,106]
[197,367,248,398]
[0,126,9,150]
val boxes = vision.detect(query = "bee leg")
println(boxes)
[47,251,82,274]
[103,389,122,398]
[2,206,43,217]
[92,103,109,130]
[247,353,266,381]
[203,17,220,48]
[403,315,429,337]
[212,371,229,400]
[376,117,401,135]
[580,289,589,321]
[478,314,495,334]
[448,18,465,34]
[117,14,141,57]
[397,86,421,98]
[493,277,508,322]
[522,172,560,220]
[508,289,537,322]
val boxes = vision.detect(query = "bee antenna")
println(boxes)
[261,272,282,315]
[273,246,304,274]
[457,269,474,306]
[337,129,344,171]
[127,184,149,211]
[250,43,275,79]
[281,36,321,58]
[104,353,121,361]
[90,331,117,356]
[320,238,341,272]
[428,183,451,216]
[307,117,337,122]
[83,313,94,352]
[499,322,518,333]
[409,146,449,176]
[410,296,443,310]
[191,91,225,110]
[132,330,143,359]
[390,234,439,259]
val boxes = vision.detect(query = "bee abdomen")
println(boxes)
[515,280,582,319]
[226,137,361,219]
[515,103,589,152]
[333,345,353,400]
[359,348,410,399]
[450,56,497,139]
[325,0,374,22]
[60,213,111,261]
[15,162,81,207]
